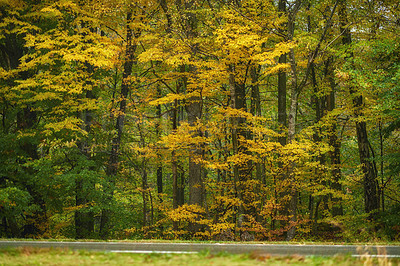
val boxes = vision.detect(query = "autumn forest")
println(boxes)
[0,0,399,241]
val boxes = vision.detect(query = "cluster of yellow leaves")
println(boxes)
[167,204,210,225]
[0,15,41,39]
[138,36,192,67]
[209,222,235,236]
[159,122,208,151]
[23,30,118,70]
[208,195,242,223]
[149,93,186,106]
[43,117,87,137]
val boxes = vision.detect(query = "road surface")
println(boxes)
[0,241,399,257]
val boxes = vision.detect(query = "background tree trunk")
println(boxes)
[325,57,343,216]
[101,6,140,238]
[338,0,379,218]
[176,0,205,209]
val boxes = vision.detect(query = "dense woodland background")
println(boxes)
[0,0,399,241]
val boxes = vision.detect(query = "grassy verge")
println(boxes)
[1,247,399,266]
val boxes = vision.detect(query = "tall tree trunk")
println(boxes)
[175,0,204,209]
[141,158,149,227]
[178,172,185,206]
[171,97,179,210]
[171,65,186,209]
[250,66,263,182]
[250,66,261,118]
[307,5,334,229]
[229,65,253,220]
[285,0,302,241]
[277,0,290,237]
[76,134,95,238]
[378,121,384,212]
[338,0,379,218]
[75,24,96,237]
[310,60,325,228]
[170,95,180,231]
[137,119,150,227]
[286,68,299,240]
[250,65,264,222]
[156,86,163,200]
[101,6,140,238]
[187,79,204,207]
[325,57,343,216]
[277,0,287,147]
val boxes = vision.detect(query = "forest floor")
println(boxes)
[1,247,398,266]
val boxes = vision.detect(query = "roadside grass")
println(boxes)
[1,247,399,266]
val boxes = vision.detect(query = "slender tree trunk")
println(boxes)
[286,73,299,240]
[250,66,262,183]
[276,0,303,241]
[278,0,287,147]
[171,95,179,210]
[101,6,140,238]
[171,97,179,231]
[229,64,254,222]
[250,66,261,118]
[175,0,204,209]
[171,65,186,210]
[156,86,163,199]
[285,0,302,240]
[172,149,178,210]
[379,121,385,212]
[325,58,343,216]
[338,0,379,218]
[178,172,185,206]
[141,159,148,227]
[76,92,95,237]
[250,65,264,222]
[75,29,96,237]
[187,87,203,207]
[310,60,325,227]
[137,119,149,227]
[276,0,290,238]
[308,6,333,226]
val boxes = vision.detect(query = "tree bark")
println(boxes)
[176,0,204,208]
[284,0,303,241]
[172,98,179,210]
[156,86,163,199]
[76,23,96,237]
[229,64,254,220]
[250,65,263,185]
[278,0,287,147]
[101,6,140,238]
[325,58,343,216]
[338,0,379,218]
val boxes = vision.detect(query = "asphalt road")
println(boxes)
[0,241,399,257]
